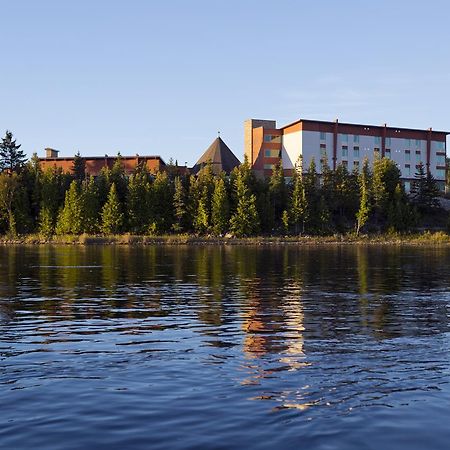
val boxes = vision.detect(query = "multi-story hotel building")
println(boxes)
[245,118,448,191]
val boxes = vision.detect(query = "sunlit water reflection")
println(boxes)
[1,245,450,449]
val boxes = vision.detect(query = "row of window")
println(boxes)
[319,133,445,150]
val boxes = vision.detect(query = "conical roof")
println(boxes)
[192,137,240,175]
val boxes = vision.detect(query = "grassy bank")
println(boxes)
[1,231,450,246]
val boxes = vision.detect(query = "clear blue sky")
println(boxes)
[1,0,449,165]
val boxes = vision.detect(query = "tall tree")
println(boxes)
[127,171,151,233]
[268,160,287,230]
[356,159,371,235]
[56,180,84,234]
[0,131,26,173]
[172,176,189,233]
[72,151,86,182]
[230,165,259,237]
[411,162,440,211]
[101,183,123,234]
[82,176,101,233]
[211,175,230,235]
[288,163,308,234]
[0,172,19,235]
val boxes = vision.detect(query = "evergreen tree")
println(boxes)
[356,158,371,235]
[411,162,440,211]
[56,180,84,234]
[372,156,401,227]
[101,183,123,234]
[211,175,230,235]
[108,154,128,205]
[72,151,86,182]
[0,172,19,235]
[304,158,319,232]
[194,185,209,234]
[387,184,414,232]
[149,171,173,233]
[230,166,259,237]
[268,160,287,230]
[288,163,308,234]
[172,176,189,232]
[127,171,151,233]
[0,131,26,173]
[38,167,67,235]
[82,176,101,233]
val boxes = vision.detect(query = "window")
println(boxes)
[435,141,445,150]
[436,154,446,165]
[320,132,326,140]
[342,145,348,157]
[385,149,391,159]
[405,164,411,176]
[404,181,411,193]
[436,169,446,179]
[386,137,391,147]
[353,135,359,143]
[264,163,275,170]
[415,139,421,147]
[341,134,348,143]
[265,149,280,158]
[264,135,281,143]
[374,136,381,145]
[320,144,327,156]
[353,161,360,170]
[353,146,360,158]
[416,151,421,162]
[405,139,411,148]
[374,147,380,157]
[405,150,411,161]
[342,160,348,168]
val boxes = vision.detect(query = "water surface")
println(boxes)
[1,245,450,449]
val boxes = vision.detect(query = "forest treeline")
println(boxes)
[0,130,448,238]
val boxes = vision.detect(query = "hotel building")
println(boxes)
[245,118,448,191]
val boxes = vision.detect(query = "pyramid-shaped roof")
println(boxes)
[192,137,241,175]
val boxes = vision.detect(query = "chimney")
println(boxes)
[45,148,59,158]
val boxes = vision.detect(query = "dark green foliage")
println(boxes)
[268,161,287,230]
[127,170,151,233]
[148,171,173,234]
[101,183,123,234]
[211,175,230,235]
[172,176,189,232]
[56,180,84,235]
[230,164,259,237]
[411,162,440,212]
[82,176,101,233]
[72,152,86,182]
[0,131,26,173]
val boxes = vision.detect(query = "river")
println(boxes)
[1,245,450,449]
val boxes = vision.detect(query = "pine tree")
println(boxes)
[411,163,440,211]
[0,131,26,173]
[387,184,414,232]
[72,151,86,182]
[149,171,173,233]
[82,176,101,233]
[288,164,308,234]
[230,166,259,237]
[268,160,287,230]
[172,176,189,232]
[211,175,230,235]
[56,180,84,234]
[194,185,209,234]
[101,183,123,234]
[356,158,371,235]
[38,167,67,235]
[304,158,319,232]
[127,171,151,233]
[0,172,19,235]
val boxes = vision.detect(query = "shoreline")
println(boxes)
[1,232,450,246]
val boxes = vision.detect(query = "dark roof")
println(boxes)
[192,137,241,175]
[280,118,449,135]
